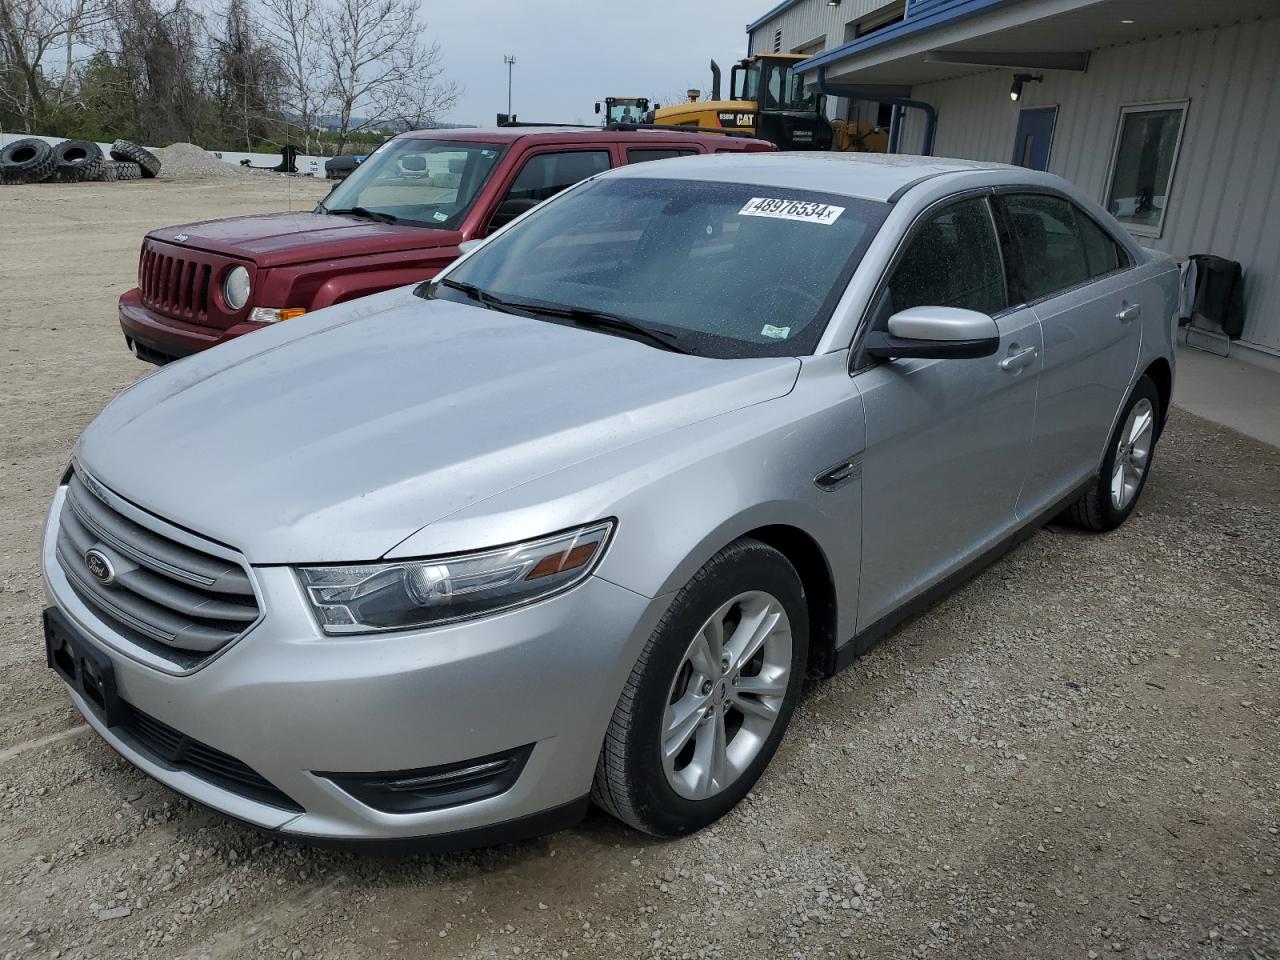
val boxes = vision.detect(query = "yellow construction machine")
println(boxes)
[649,55,887,153]
[594,97,652,127]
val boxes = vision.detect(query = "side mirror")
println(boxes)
[863,306,1000,360]
[457,238,483,255]
[594,102,601,114]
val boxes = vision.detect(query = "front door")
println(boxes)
[853,195,1041,633]
[1012,106,1057,171]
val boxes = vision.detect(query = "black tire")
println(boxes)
[109,139,161,178]
[1062,375,1162,532]
[111,160,143,181]
[592,538,809,837]
[51,139,109,182]
[0,138,56,184]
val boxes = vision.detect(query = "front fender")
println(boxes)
[398,353,865,642]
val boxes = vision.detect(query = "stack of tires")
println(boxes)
[0,138,161,186]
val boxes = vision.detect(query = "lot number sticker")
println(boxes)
[739,197,844,225]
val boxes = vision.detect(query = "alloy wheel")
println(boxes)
[1110,397,1155,511]
[661,590,793,801]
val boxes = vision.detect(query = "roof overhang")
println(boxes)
[799,0,1280,90]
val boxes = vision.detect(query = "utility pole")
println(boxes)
[503,55,516,117]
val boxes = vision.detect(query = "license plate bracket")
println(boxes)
[44,607,124,727]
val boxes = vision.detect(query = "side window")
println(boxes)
[999,193,1119,301]
[627,148,698,164]
[1074,207,1125,277]
[886,197,1007,318]
[489,150,611,231]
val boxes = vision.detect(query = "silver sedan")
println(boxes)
[42,152,1177,847]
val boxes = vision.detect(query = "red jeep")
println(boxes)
[119,127,775,364]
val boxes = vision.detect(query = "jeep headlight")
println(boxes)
[223,266,251,310]
[297,521,613,634]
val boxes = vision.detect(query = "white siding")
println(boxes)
[897,15,1280,352]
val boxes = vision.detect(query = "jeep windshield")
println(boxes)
[318,139,506,229]
[432,177,889,359]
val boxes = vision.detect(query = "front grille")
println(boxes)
[139,244,212,322]
[120,700,302,812]
[55,470,260,671]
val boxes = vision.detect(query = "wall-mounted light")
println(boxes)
[827,0,841,6]
[1009,73,1043,102]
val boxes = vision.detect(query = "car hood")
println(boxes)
[154,212,455,267]
[77,293,800,563]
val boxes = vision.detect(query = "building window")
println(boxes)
[844,1,906,42]
[1104,101,1189,238]
[773,28,782,52]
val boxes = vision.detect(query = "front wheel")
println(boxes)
[592,538,808,836]
[1063,375,1162,531]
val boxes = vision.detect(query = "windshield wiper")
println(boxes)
[428,282,689,354]
[431,278,530,317]
[538,305,689,354]
[326,206,398,224]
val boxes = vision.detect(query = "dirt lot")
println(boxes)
[1,175,1277,960]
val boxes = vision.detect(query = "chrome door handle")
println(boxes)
[999,346,1037,372]
[1117,303,1141,323]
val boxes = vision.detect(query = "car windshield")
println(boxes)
[319,139,505,229]
[435,177,889,358]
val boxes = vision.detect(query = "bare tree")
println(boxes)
[212,0,283,149]
[259,0,320,152]
[0,0,109,128]
[319,0,457,153]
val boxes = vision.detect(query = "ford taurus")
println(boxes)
[42,153,1177,847]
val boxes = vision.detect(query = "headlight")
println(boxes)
[223,266,251,310]
[297,521,614,634]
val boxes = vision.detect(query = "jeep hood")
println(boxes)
[77,292,800,563]
[154,212,456,267]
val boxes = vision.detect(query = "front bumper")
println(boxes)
[118,289,259,365]
[41,488,665,844]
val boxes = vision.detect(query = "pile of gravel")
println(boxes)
[156,142,243,180]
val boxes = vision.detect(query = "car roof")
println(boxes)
[396,127,771,149]
[605,151,1018,203]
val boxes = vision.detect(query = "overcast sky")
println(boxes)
[426,1,755,126]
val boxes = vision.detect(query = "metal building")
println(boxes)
[747,0,1280,367]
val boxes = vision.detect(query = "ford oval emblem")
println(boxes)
[84,548,115,586]
[174,233,188,242]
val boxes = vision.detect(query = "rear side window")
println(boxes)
[1076,209,1125,277]
[887,197,1007,316]
[627,148,698,164]
[998,193,1125,301]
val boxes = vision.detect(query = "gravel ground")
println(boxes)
[0,176,1277,960]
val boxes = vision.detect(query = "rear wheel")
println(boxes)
[592,538,808,836]
[1063,375,1161,531]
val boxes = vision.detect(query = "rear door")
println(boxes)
[994,191,1143,514]
[853,193,1042,632]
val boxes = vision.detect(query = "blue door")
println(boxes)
[1012,106,1057,171]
